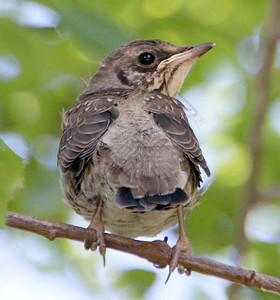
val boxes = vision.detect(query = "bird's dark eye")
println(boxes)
[138,52,155,65]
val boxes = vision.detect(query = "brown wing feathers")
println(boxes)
[146,94,210,179]
[57,98,119,179]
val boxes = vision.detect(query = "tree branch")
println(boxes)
[234,0,280,263]
[5,211,280,295]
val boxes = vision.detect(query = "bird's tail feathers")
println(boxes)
[115,187,190,212]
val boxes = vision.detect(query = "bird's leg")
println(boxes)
[165,205,191,283]
[84,198,106,266]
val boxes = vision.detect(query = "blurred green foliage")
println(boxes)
[0,140,24,226]
[0,0,279,299]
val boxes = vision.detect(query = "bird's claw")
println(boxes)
[177,265,185,274]
[165,259,191,283]
[84,221,106,267]
[165,238,191,283]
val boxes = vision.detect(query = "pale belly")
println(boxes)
[101,201,197,238]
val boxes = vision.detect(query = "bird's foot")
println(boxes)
[165,233,191,283]
[84,216,106,266]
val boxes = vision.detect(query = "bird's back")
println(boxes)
[102,93,191,207]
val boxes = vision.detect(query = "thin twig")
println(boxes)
[235,0,280,263]
[228,1,280,297]
[5,211,280,295]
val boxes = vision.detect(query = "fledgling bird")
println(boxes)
[57,39,214,280]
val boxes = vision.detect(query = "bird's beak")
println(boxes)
[157,43,215,97]
[158,43,216,70]
[187,42,216,58]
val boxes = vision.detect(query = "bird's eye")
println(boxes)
[138,52,155,65]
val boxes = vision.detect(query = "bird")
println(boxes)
[57,39,214,281]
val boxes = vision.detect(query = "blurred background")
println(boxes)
[0,0,280,299]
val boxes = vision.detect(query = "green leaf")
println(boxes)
[12,158,66,222]
[0,139,24,227]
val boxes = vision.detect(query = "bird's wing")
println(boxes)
[145,94,210,181]
[57,97,119,181]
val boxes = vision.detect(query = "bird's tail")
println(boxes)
[115,187,190,212]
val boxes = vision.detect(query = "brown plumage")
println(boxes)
[57,39,214,278]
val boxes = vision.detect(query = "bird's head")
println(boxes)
[85,39,215,97]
